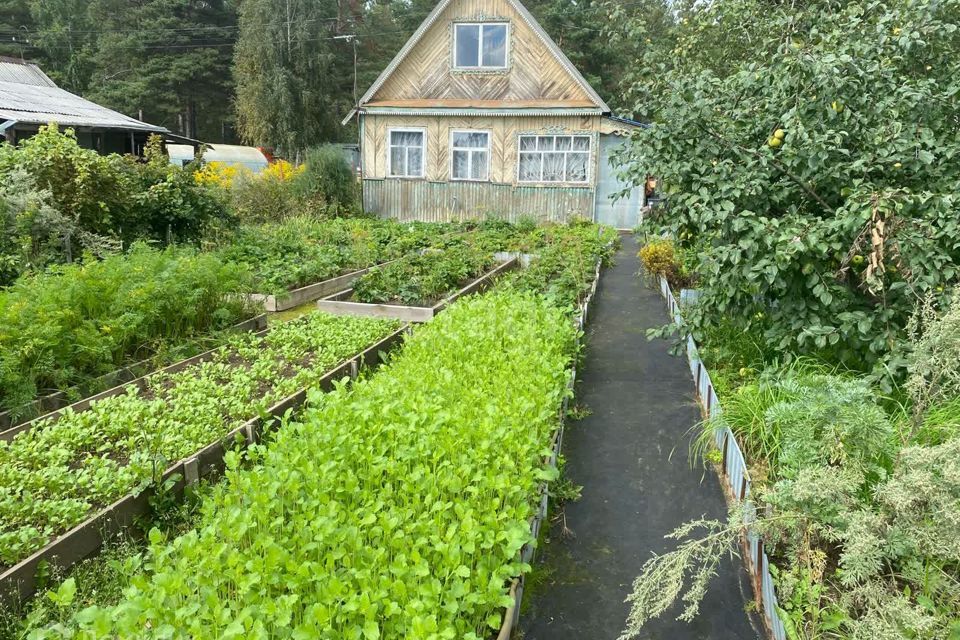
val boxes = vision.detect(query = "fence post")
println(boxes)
[721,432,729,474]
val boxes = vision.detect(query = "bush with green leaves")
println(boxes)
[611,0,960,381]
[0,170,78,287]
[33,291,575,639]
[0,127,230,271]
[0,312,398,569]
[290,145,359,215]
[0,244,253,415]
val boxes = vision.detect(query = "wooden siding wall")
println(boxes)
[363,179,594,223]
[362,114,601,185]
[372,0,590,103]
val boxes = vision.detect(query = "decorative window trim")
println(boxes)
[387,127,427,179]
[451,21,510,71]
[516,133,593,185]
[449,129,492,182]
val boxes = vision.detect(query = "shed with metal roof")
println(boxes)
[0,57,167,155]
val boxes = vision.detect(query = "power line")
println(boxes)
[0,0,646,40]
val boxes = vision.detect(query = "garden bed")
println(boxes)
[0,313,269,443]
[316,257,519,322]
[0,314,268,434]
[0,322,408,607]
[495,253,602,640]
[246,261,400,312]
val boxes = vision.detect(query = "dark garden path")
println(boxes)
[520,235,761,640]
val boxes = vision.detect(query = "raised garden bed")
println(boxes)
[495,253,603,640]
[246,261,399,312]
[0,313,268,433]
[316,257,519,322]
[0,322,409,608]
[0,313,269,443]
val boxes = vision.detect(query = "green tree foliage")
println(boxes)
[24,0,97,93]
[83,0,237,140]
[0,0,35,57]
[616,0,960,379]
[17,0,236,141]
[0,127,230,276]
[234,0,354,154]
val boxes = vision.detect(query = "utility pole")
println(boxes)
[286,0,292,58]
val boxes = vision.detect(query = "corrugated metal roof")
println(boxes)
[0,60,167,133]
[0,58,57,87]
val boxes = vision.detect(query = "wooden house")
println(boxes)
[343,0,644,228]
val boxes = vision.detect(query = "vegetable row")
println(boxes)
[0,218,613,419]
[213,217,460,294]
[0,312,399,568]
[37,292,576,639]
[350,244,495,305]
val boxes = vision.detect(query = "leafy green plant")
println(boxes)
[34,291,576,639]
[0,312,398,566]
[0,128,229,264]
[291,145,359,215]
[214,217,460,294]
[611,0,960,381]
[501,222,619,308]
[638,238,693,289]
[0,244,255,415]
[351,245,494,305]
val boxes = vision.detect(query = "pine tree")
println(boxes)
[82,0,238,141]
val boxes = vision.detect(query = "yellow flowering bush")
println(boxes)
[261,159,303,182]
[194,161,245,188]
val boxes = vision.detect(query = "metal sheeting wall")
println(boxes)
[363,179,594,222]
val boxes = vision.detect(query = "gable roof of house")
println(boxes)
[0,58,167,133]
[354,0,610,115]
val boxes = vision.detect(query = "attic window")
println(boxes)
[454,23,508,69]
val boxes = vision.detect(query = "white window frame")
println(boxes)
[449,129,492,182]
[387,127,427,179]
[517,134,592,185]
[453,22,510,70]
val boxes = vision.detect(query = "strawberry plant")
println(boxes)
[43,292,576,639]
[214,217,454,294]
[351,245,494,305]
[0,312,399,567]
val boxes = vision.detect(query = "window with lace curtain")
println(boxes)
[388,129,425,178]
[518,135,590,184]
[450,130,490,181]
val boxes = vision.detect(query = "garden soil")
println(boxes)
[520,235,763,640]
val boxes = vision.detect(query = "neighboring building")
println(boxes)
[0,57,167,156]
[344,0,644,228]
[167,143,271,172]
